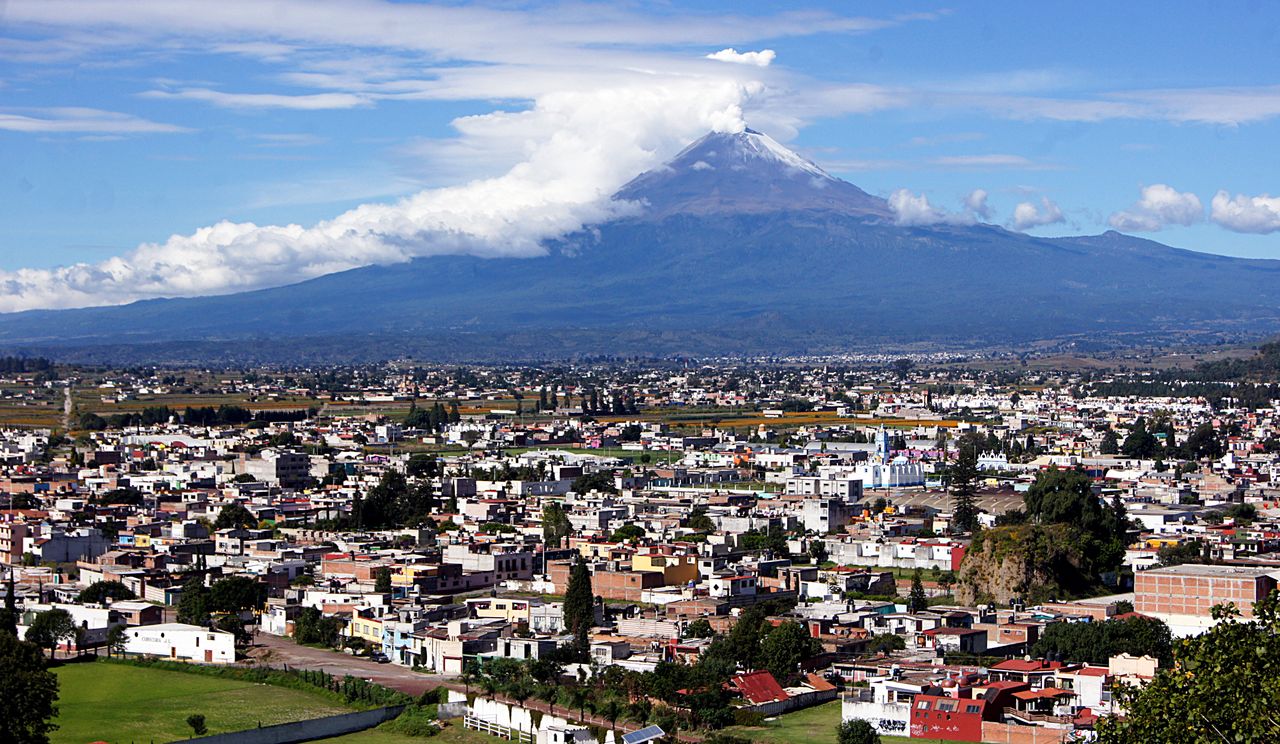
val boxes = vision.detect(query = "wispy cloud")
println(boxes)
[141,87,370,110]
[928,154,1056,170]
[0,107,188,134]
[250,132,329,147]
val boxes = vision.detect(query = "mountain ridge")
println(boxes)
[2,128,1279,362]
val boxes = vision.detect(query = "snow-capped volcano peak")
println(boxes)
[612,127,890,219]
[712,128,832,179]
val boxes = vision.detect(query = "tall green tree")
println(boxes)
[949,443,980,533]
[25,609,76,659]
[209,576,265,614]
[562,557,594,655]
[177,573,212,626]
[1,576,18,636]
[374,567,393,594]
[907,569,927,613]
[760,621,821,683]
[1121,417,1160,459]
[106,623,128,658]
[542,503,573,547]
[214,502,256,530]
[0,631,60,744]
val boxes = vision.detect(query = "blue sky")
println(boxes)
[2,1,1280,310]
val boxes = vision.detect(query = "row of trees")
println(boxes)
[403,400,460,430]
[1031,615,1173,666]
[535,387,640,416]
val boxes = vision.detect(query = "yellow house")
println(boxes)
[632,550,698,586]
[466,597,537,623]
[392,565,436,587]
[347,609,384,645]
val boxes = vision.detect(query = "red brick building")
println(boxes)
[1135,564,1279,634]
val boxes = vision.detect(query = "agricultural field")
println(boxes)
[71,388,317,416]
[0,380,64,428]
[52,661,350,743]
[0,400,63,428]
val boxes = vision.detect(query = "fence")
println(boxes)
[183,705,405,744]
[465,713,536,743]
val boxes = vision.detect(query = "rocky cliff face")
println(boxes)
[955,523,1103,605]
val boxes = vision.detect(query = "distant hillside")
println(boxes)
[1195,339,1280,381]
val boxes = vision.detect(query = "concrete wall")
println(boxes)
[189,705,405,744]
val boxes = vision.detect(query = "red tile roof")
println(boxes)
[804,673,837,692]
[732,671,789,704]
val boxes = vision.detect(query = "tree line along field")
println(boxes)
[52,662,350,743]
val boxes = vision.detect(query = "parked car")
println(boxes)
[370,652,391,664]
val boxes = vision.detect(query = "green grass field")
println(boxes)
[317,722,496,743]
[53,662,350,744]
[724,700,950,744]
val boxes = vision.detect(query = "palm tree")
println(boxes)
[626,697,651,726]
[599,696,624,736]
[480,670,500,698]
[537,682,560,715]
[508,676,535,708]
[563,686,592,724]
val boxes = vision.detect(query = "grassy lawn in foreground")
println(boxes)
[53,662,350,744]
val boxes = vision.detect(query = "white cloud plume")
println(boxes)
[0,80,761,312]
[964,189,993,220]
[890,189,991,226]
[1108,184,1203,232]
[1210,191,1280,234]
[706,48,776,67]
[1010,197,1065,231]
[889,190,948,226]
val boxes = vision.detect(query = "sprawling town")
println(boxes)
[2,355,1278,743]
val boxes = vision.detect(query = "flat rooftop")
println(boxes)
[1140,564,1280,578]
